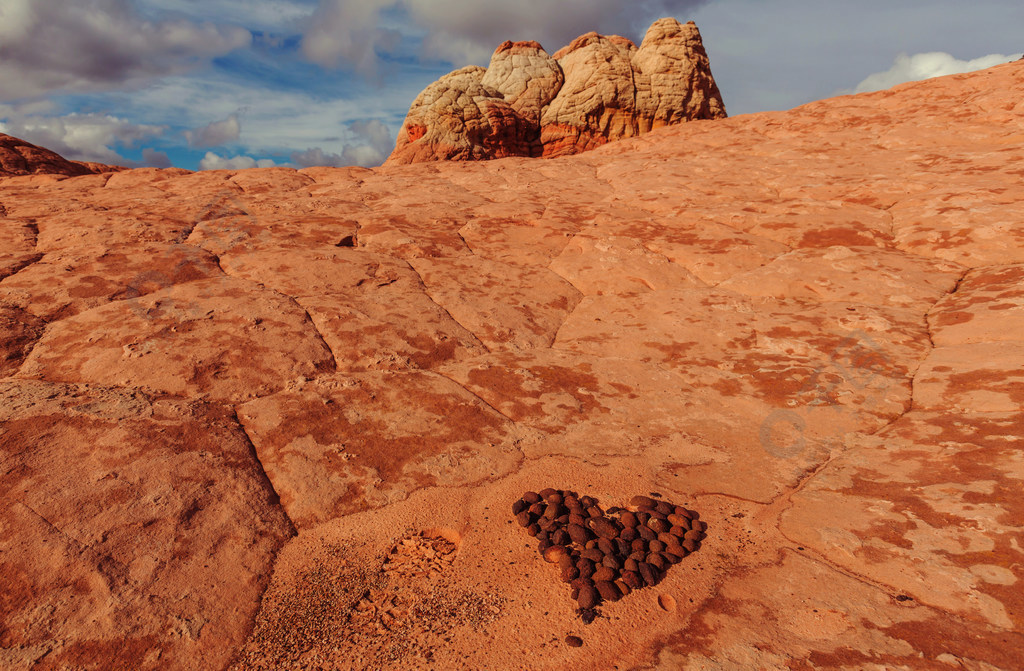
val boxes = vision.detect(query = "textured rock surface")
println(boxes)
[3,61,1024,669]
[386,18,726,164]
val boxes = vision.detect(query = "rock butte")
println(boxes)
[385,18,726,165]
[1,58,1023,670]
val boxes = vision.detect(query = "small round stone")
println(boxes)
[536,530,550,543]
[614,579,631,597]
[614,538,630,555]
[515,511,532,527]
[565,635,583,648]
[538,539,552,553]
[597,538,615,555]
[581,548,604,562]
[621,570,643,590]
[595,581,621,602]
[527,523,541,537]
[623,557,640,573]
[522,491,541,504]
[619,511,638,528]
[658,594,677,612]
[589,517,619,539]
[567,524,589,544]
[544,504,564,519]
[592,566,617,583]
[577,559,595,579]
[561,565,580,582]
[512,499,528,515]
[546,492,563,505]
[544,545,569,563]
[568,513,587,526]
[656,501,673,515]
[638,562,660,586]
[579,496,596,508]
[638,526,656,541]
[528,502,546,517]
[559,553,576,571]
[682,539,699,552]
[629,495,657,509]
[684,529,704,541]
[647,518,671,534]
[657,532,677,546]
[673,506,691,518]
[619,527,638,542]
[648,539,665,553]
[667,513,691,528]
[539,487,558,499]
[601,555,622,571]
[586,506,604,518]
[669,525,687,538]
[577,583,600,610]
[552,529,570,546]
[647,552,667,571]
[631,539,647,553]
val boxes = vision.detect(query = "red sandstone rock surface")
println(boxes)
[2,61,1024,669]
[386,18,726,165]
[0,133,119,178]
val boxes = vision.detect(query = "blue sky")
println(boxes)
[1,0,1020,171]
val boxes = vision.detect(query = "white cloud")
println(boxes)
[301,0,708,70]
[185,113,242,147]
[854,51,1023,93]
[290,119,394,167]
[0,0,251,101]
[0,112,165,165]
[199,151,276,170]
[142,148,173,168]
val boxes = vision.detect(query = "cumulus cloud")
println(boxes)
[199,152,276,170]
[854,51,1023,93]
[301,0,708,70]
[141,148,173,168]
[290,119,394,167]
[0,112,165,165]
[185,113,242,147]
[0,0,251,101]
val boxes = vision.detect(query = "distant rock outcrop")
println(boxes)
[0,133,120,178]
[385,18,726,165]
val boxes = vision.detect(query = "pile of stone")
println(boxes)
[512,489,706,612]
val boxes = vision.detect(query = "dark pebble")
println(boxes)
[684,529,704,541]
[559,553,575,571]
[667,513,691,528]
[669,525,687,538]
[586,506,604,518]
[552,529,570,546]
[556,514,570,525]
[638,526,656,541]
[619,511,638,528]
[648,539,665,553]
[620,527,638,542]
[601,555,622,571]
[636,512,651,525]
[592,567,617,583]
[544,504,564,519]
[638,562,660,586]
[623,558,640,573]
[527,523,541,537]
[577,584,600,610]
[656,501,674,516]
[658,532,677,546]
[682,539,699,552]
[628,550,646,563]
[577,559,595,579]
[629,495,657,509]
[597,537,615,555]
[539,487,558,499]
[580,609,597,625]
[523,491,541,504]
[589,517,619,539]
[565,635,583,648]
[615,579,631,597]
[631,539,647,553]
[647,552,667,571]
[529,502,546,517]
[606,506,622,514]
[614,538,630,555]
[567,524,590,544]
[647,518,671,534]
[581,548,604,562]
[568,513,587,526]
[579,496,596,508]
[546,492,563,505]
[515,511,532,527]
[595,581,621,602]
[536,530,550,543]
[621,570,643,590]
[544,545,569,563]
[512,499,527,515]
[561,565,580,582]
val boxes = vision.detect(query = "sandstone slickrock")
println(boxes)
[0,133,117,178]
[386,18,726,164]
[2,60,1024,670]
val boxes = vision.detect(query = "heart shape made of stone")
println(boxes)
[512,489,706,611]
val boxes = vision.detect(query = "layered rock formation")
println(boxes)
[0,133,119,178]
[2,60,1024,670]
[385,18,726,164]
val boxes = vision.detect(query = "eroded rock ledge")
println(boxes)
[385,18,726,165]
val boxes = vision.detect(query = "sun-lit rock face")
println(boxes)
[385,17,726,164]
[2,59,1024,670]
